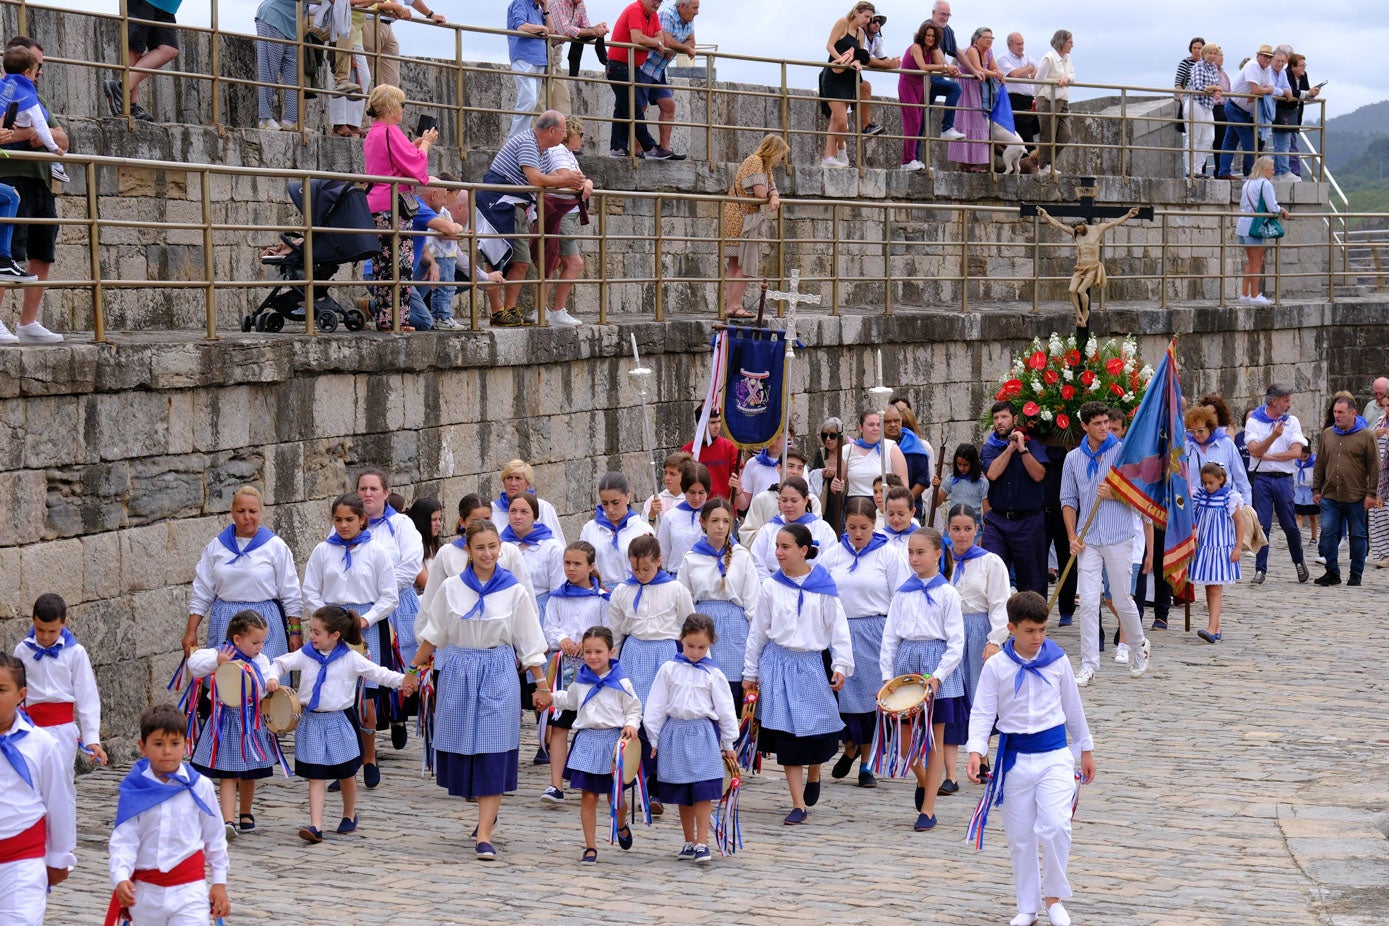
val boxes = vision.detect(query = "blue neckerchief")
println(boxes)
[1002,638,1064,694]
[771,565,839,614]
[216,525,274,564]
[1334,415,1368,436]
[1249,404,1288,425]
[459,565,521,620]
[114,759,216,827]
[495,488,536,513]
[22,627,77,661]
[501,521,554,545]
[0,723,34,790]
[550,579,603,599]
[1078,433,1118,479]
[575,660,630,707]
[674,652,713,672]
[326,529,373,569]
[984,431,1012,453]
[1187,429,1227,452]
[1294,455,1315,475]
[674,500,699,528]
[368,504,398,537]
[623,570,674,612]
[897,572,948,605]
[883,522,918,540]
[691,538,730,577]
[951,544,988,584]
[770,512,817,527]
[303,641,350,711]
[839,532,889,571]
[228,647,266,688]
[896,428,927,458]
[753,449,777,467]
[0,74,48,123]
[853,438,882,454]
[594,506,639,549]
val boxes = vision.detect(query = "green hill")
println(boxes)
[1325,100,1389,172]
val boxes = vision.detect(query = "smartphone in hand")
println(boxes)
[2,102,18,130]
[415,114,438,137]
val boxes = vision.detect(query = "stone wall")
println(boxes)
[0,302,1381,755]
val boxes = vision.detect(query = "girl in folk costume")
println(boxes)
[1190,462,1245,644]
[644,614,739,863]
[749,477,839,582]
[183,485,302,676]
[503,493,566,616]
[743,523,854,825]
[882,485,920,552]
[820,497,911,789]
[187,610,282,840]
[933,444,990,532]
[832,408,910,502]
[678,497,761,707]
[580,472,656,584]
[1293,444,1319,549]
[880,528,966,831]
[658,462,712,578]
[536,627,642,863]
[301,492,398,789]
[404,497,444,593]
[355,470,425,753]
[411,520,549,862]
[490,458,567,542]
[421,494,536,620]
[539,541,608,805]
[269,606,415,843]
[942,504,1011,790]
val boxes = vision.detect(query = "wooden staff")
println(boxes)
[1046,501,1101,616]
[925,428,948,528]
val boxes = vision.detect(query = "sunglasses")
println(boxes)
[821,432,840,440]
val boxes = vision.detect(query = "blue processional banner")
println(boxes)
[719,326,789,452]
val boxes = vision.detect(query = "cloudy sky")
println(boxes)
[67,0,1385,120]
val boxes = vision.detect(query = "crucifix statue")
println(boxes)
[1021,178,1152,355]
[766,269,820,360]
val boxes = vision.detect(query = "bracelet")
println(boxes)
[406,666,421,676]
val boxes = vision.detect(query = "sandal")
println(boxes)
[581,847,598,864]
[238,813,256,833]
[726,307,755,320]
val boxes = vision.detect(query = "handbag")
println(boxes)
[1248,184,1284,240]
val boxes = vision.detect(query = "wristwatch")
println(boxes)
[1019,446,1031,455]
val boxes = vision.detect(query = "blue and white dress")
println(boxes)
[301,531,399,690]
[416,565,548,799]
[678,540,761,704]
[881,574,968,729]
[550,663,643,794]
[644,655,739,806]
[607,577,695,704]
[187,648,279,780]
[1189,487,1242,585]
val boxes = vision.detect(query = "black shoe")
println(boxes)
[803,780,821,807]
[1347,574,1362,587]
[102,79,122,116]
[863,122,885,136]
[830,751,855,779]
[914,786,925,811]
[1313,572,1341,587]
[1296,562,1310,583]
[937,778,959,795]
[129,103,155,122]
[978,757,990,779]
[0,258,36,281]
[363,762,381,789]
[857,769,877,788]
[391,723,408,750]
[533,746,550,765]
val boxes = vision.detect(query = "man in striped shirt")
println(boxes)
[1061,401,1151,686]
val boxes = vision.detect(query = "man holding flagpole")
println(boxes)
[1061,402,1151,686]
[1243,384,1310,586]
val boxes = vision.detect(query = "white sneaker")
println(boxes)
[549,308,581,327]
[1047,902,1072,926]
[1038,164,1055,175]
[16,321,62,343]
[1075,667,1095,687]
[1237,294,1255,303]
[837,144,847,160]
[50,163,70,184]
[1251,293,1273,305]
[1314,555,1327,565]
[433,317,468,331]
[1129,639,1151,678]
[822,156,846,168]
[259,118,281,131]
[901,160,925,171]
[0,320,18,345]
[1010,913,1038,926]
[1113,642,1131,665]
[941,127,966,141]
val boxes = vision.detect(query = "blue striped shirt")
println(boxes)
[1060,439,1135,547]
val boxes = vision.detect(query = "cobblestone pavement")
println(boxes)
[40,535,1389,925]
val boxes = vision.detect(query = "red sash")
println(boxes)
[25,702,75,727]
[0,817,46,863]
[103,850,205,925]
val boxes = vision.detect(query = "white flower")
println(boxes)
[1062,369,1074,382]
[1088,380,1102,392]
[1123,361,1135,374]
[1048,335,1064,356]
[1040,409,1054,422]
[1139,364,1154,382]
[1032,380,1044,394]
[1123,393,1135,403]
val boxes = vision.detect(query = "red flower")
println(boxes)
[1079,370,1096,386]
[1060,384,1076,400]
[1056,413,1071,430]
[1109,382,1125,396]
[1022,401,1041,417]
[1065,349,1082,367]
[996,387,1009,400]
[1043,369,1060,385]
[1004,378,1024,396]
[1027,351,1047,371]
[1105,358,1124,376]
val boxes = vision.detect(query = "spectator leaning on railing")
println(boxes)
[996,32,1038,147]
[537,117,592,327]
[102,0,182,122]
[637,0,699,161]
[408,180,465,332]
[254,0,302,132]
[1033,28,1074,177]
[1187,43,1223,180]
[926,0,965,141]
[506,0,554,139]
[362,0,446,93]
[1174,36,1203,178]
[606,0,664,159]
[858,13,898,138]
[550,0,608,84]
[1215,44,1274,181]
[1273,53,1318,181]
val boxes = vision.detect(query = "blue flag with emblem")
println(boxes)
[718,326,789,451]
[1104,340,1196,594]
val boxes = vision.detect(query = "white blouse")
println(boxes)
[818,539,911,619]
[187,648,275,683]
[738,489,823,547]
[364,511,425,591]
[643,659,739,748]
[188,533,302,617]
[607,580,696,649]
[578,513,656,585]
[881,580,965,683]
[508,535,566,595]
[841,438,901,497]
[743,575,854,680]
[419,542,536,624]
[950,549,1012,646]
[739,456,781,500]
[301,538,398,627]
[108,763,228,886]
[748,517,839,582]
[550,669,643,731]
[270,646,404,711]
[966,649,1094,759]
[491,495,566,544]
[657,504,704,576]
[678,544,761,609]
[417,575,547,669]
[543,591,609,650]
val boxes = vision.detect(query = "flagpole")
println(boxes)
[629,335,662,504]
[1046,503,1100,616]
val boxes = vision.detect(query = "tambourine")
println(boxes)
[613,735,643,786]
[721,753,741,797]
[876,673,932,718]
[213,662,261,708]
[262,687,303,734]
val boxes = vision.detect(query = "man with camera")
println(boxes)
[980,400,1050,596]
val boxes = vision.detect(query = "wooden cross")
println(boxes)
[767,270,820,359]
[1019,176,1154,224]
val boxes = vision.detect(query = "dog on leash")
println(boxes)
[990,121,1029,174]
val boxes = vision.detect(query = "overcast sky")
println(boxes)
[66,1,1386,120]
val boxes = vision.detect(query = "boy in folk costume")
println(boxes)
[14,594,108,782]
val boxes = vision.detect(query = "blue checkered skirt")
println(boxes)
[839,614,887,715]
[656,717,722,784]
[208,599,288,682]
[895,638,965,698]
[191,704,277,779]
[757,642,843,738]
[696,598,749,682]
[433,644,521,756]
[959,612,990,704]
[619,636,678,704]
[566,726,623,793]
[293,709,362,779]
[391,586,420,668]
[535,591,551,623]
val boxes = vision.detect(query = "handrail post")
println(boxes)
[705,50,714,168]
[1120,88,1128,178]
[597,194,608,325]
[775,203,785,295]
[456,29,467,156]
[831,204,840,315]
[1273,234,1282,306]
[390,183,401,332]
[537,189,548,326]
[119,0,132,125]
[296,9,307,143]
[1328,206,1337,303]
[466,196,479,330]
[1217,213,1227,306]
[881,207,891,315]
[201,168,217,339]
[628,62,638,161]
[1159,211,1169,308]
[715,195,726,320]
[653,195,664,321]
[959,208,969,314]
[779,62,790,176]
[303,175,316,334]
[854,69,864,177]
[209,0,223,132]
[1031,213,1040,315]
[86,159,106,343]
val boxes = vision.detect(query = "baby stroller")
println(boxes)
[244,179,378,333]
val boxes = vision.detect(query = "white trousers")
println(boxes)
[328,49,369,127]
[1002,747,1077,916]
[1190,104,1215,174]
[1076,538,1145,673]
[0,859,47,926]
[510,60,543,138]
[40,721,79,788]
[128,881,210,926]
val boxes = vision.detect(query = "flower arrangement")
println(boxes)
[982,333,1155,442]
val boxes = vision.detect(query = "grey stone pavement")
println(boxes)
[40,533,1389,925]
